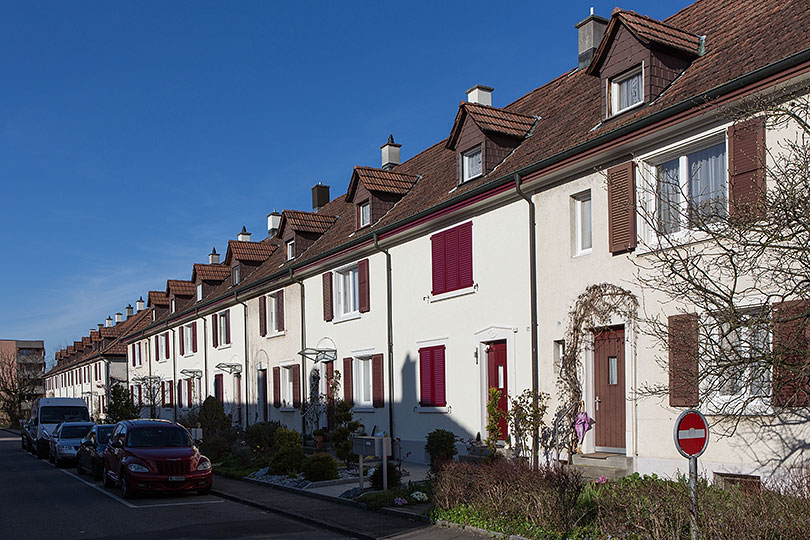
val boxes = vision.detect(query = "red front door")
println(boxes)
[486,341,508,441]
[594,328,626,450]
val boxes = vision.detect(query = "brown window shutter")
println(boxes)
[276,290,285,331]
[292,365,301,408]
[131,344,135,367]
[192,322,198,353]
[323,272,333,321]
[772,300,810,407]
[259,295,267,336]
[358,259,370,313]
[224,310,231,344]
[326,361,334,403]
[212,313,219,347]
[272,367,281,408]
[728,117,766,220]
[187,379,193,406]
[343,357,353,405]
[607,161,637,255]
[372,354,384,408]
[668,313,699,407]
[179,326,185,356]
[154,336,159,361]
[164,333,170,359]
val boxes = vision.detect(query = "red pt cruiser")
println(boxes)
[103,419,212,498]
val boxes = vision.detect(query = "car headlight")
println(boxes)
[127,463,150,473]
[196,459,211,471]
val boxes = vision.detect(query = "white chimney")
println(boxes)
[466,84,494,106]
[209,248,220,264]
[105,316,114,328]
[237,226,251,242]
[381,134,401,170]
[136,296,145,312]
[114,312,123,324]
[575,9,609,69]
[125,304,134,318]
[267,212,282,237]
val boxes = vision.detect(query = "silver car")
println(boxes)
[48,422,94,467]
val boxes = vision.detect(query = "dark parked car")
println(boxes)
[103,419,212,498]
[77,424,115,480]
[21,419,35,453]
[48,422,95,467]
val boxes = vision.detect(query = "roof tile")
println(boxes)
[192,263,231,282]
[281,210,338,235]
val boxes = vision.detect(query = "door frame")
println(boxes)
[474,326,517,441]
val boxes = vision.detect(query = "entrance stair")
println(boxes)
[570,452,632,480]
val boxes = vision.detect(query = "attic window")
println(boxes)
[610,66,643,116]
[359,201,370,228]
[196,283,203,302]
[232,265,241,286]
[286,240,295,261]
[170,298,176,313]
[462,146,483,183]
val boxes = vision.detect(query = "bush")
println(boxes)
[370,460,402,491]
[245,421,281,455]
[303,453,339,482]
[197,397,236,461]
[273,427,302,451]
[425,429,458,473]
[269,446,306,476]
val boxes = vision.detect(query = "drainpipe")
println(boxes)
[171,328,178,422]
[202,314,209,408]
[235,292,250,429]
[289,268,307,435]
[373,232,395,440]
[514,173,540,468]
[147,337,155,418]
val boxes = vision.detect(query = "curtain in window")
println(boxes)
[656,158,681,234]
[688,143,726,224]
[619,73,642,110]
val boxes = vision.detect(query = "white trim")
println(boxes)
[415,337,449,348]
[429,284,477,303]
[610,63,644,116]
[416,406,450,414]
[350,347,376,356]
[461,145,483,183]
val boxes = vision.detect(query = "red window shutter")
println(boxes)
[445,226,459,292]
[292,365,301,408]
[433,346,447,407]
[607,161,637,255]
[187,379,193,406]
[161,382,166,406]
[169,381,174,406]
[323,273,333,321]
[179,326,185,356]
[419,347,433,406]
[259,295,267,337]
[192,322,198,353]
[272,367,281,408]
[772,300,810,407]
[326,361,334,402]
[224,311,231,344]
[431,232,446,295]
[343,357,353,405]
[212,314,219,347]
[668,313,699,407]
[214,374,223,403]
[131,345,135,367]
[177,380,183,408]
[458,222,473,289]
[165,333,170,359]
[154,336,159,361]
[372,354,384,408]
[358,259,370,313]
[276,290,285,331]
[728,117,766,220]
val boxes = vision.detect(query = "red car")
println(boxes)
[102,419,212,498]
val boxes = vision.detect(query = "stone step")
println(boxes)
[571,464,630,481]
[571,453,633,469]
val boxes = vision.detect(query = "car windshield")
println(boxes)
[60,426,92,439]
[40,407,90,424]
[97,426,114,444]
[126,427,192,448]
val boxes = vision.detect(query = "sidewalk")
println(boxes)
[212,475,489,540]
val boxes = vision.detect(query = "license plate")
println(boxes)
[168,475,185,482]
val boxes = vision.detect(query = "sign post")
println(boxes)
[673,409,709,540]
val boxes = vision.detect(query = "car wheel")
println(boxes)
[92,462,102,481]
[76,459,84,475]
[102,464,114,488]
[120,471,135,499]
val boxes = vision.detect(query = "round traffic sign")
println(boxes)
[674,409,709,458]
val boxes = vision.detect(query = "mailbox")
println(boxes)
[352,435,391,457]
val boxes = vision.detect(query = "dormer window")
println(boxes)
[196,283,203,301]
[231,264,241,286]
[286,240,295,261]
[462,146,483,182]
[170,298,176,313]
[359,201,371,228]
[610,66,643,116]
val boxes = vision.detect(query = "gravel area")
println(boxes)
[247,465,364,489]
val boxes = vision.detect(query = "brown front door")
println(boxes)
[594,328,625,450]
[486,341,508,440]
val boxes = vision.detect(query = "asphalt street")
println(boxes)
[0,431,349,540]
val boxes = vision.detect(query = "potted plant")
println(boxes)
[312,428,326,450]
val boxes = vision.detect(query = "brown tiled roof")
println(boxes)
[226,240,276,263]
[281,210,338,235]
[192,263,231,282]
[66,345,74,355]
[447,102,536,149]
[148,290,169,307]
[349,167,419,199]
[90,330,101,342]
[167,279,195,297]
[616,9,700,55]
[100,326,121,339]
[81,336,92,348]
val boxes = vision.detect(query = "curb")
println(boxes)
[435,520,532,540]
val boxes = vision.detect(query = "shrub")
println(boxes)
[197,397,236,461]
[302,453,339,482]
[370,460,402,491]
[269,446,306,476]
[245,421,281,455]
[273,427,302,451]
[425,429,458,473]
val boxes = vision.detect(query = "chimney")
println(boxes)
[125,304,134,318]
[209,248,220,264]
[136,296,145,312]
[381,134,401,170]
[312,183,330,212]
[575,8,609,69]
[114,312,123,324]
[237,226,251,242]
[267,212,282,238]
[105,316,113,328]
[98,323,104,331]
[466,84,494,106]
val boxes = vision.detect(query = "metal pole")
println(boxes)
[382,451,388,492]
[689,456,698,540]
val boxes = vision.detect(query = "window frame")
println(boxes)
[417,343,447,409]
[359,200,371,228]
[430,221,475,301]
[266,291,284,335]
[280,364,295,410]
[609,65,644,116]
[461,145,483,183]
[231,264,241,286]
[217,310,231,347]
[286,240,295,261]
[158,332,170,362]
[334,263,360,321]
[572,190,593,256]
[196,283,203,302]
[354,356,373,408]
[183,324,194,357]
[134,343,142,367]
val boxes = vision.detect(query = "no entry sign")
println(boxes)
[674,409,709,458]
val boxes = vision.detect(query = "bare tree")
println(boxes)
[131,375,163,419]
[0,350,42,427]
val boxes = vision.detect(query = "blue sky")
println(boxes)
[0,1,690,365]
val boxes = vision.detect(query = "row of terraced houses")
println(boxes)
[44,0,810,481]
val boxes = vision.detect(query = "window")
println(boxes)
[573,191,592,255]
[359,201,371,228]
[134,343,142,367]
[431,222,473,296]
[232,265,241,286]
[286,240,295,261]
[653,141,727,236]
[610,66,643,115]
[216,310,231,346]
[266,291,285,334]
[196,283,203,302]
[281,366,294,408]
[170,298,176,313]
[183,324,194,356]
[157,332,170,362]
[355,357,372,407]
[335,265,359,318]
[462,146,483,182]
[419,345,446,407]
[214,374,224,403]
[714,307,771,402]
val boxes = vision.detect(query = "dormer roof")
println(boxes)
[148,290,170,308]
[191,263,231,283]
[82,336,92,348]
[446,102,536,150]
[90,330,101,342]
[224,240,276,265]
[277,210,338,237]
[166,279,195,297]
[346,167,419,203]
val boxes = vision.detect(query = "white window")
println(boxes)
[573,191,592,255]
[286,240,295,261]
[359,201,371,227]
[462,146,483,182]
[170,298,176,313]
[355,357,373,407]
[232,265,240,286]
[611,66,643,115]
[266,292,283,334]
[196,283,203,301]
[158,332,170,362]
[335,265,359,319]
[652,140,727,236]
[218,311,230,345]
[183,324,194,356]
[281,366,294,408]
[134,343,142,367]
